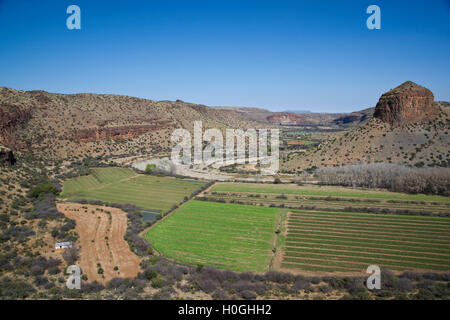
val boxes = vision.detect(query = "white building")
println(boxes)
[55,241,72,249]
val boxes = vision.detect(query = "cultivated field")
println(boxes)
[280,210,450,273]
[207,182,450,215]
[211,182,449,202]
[145,200,281,272]
[194,182,450,274]
[60,167,207,212]
[57,203,141,283]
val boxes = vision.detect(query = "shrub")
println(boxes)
[240,290,257,299]
[151,277,166,288]
[62,245,79,265]
[266,270,293,283]
[30,182,59,199]
[144,269,157,280]
[0,277,35,299]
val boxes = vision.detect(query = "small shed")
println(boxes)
[55,241,72,249]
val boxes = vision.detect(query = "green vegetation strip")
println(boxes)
[212,183,450,202]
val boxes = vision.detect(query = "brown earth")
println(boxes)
[56,203,141,283]
[0,87,263,161]
[74,122,172,142]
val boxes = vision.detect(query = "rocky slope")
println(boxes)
[333,107,374,127]
[282,82,450,171]
[0,87,262,162]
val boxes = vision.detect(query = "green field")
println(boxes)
[145,200,281,272]
[207,182,450,215]
[281,210,450,272]
[60,167,207,212]
[211,182,450,202]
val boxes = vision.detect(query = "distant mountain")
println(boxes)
[281,110,312,114]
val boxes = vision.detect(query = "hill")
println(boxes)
[0,88,262,162]
[282,82,450,171]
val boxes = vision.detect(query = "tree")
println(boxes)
[145,164,156,174]
[62,245,79,265]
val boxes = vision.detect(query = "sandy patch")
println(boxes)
[57,203,141,283]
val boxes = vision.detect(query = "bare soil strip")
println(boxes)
[57,203,141,283]
[283,244,450,257]
[283,250,449,268]
[282,255,444,270]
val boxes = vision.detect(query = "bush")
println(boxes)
[0,277,35,299]
[294,277,311,290]
[30,265,45,276]
[266,270,293,283]
[240,290,257,299]
[62,245,79,265]
[151,277,166,288]
[30,182,59,199]
[144,269,158,280]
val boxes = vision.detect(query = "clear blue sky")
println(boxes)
[0,0,449,112]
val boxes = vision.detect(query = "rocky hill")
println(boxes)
[216,106,371,128]
[0,88,262,162]
[373,81,439,125]
[332,107,374,128]
[282,82,450,171]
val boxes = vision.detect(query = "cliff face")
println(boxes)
[73,121,172,142]
[373,81,438,125]
[0,145,16,166]
[266,113,305,125]
[0,103,32,146]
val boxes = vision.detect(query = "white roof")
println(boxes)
[55,241,72,246]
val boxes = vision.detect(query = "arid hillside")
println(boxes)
[282,82,450,171]
[0,88,262,162]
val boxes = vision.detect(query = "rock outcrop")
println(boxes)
[0,145,16,166]
[0,103,32,146]
[373,81,438,125]
[73,121,172,142]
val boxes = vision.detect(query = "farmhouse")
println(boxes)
[55,241,72,249]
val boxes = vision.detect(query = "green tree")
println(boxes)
[145,164,156,173]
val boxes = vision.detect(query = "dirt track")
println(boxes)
[57,203,141,283]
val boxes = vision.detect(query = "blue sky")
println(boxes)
[0,0,449,112]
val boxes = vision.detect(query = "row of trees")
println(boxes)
[314,163,450,196]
